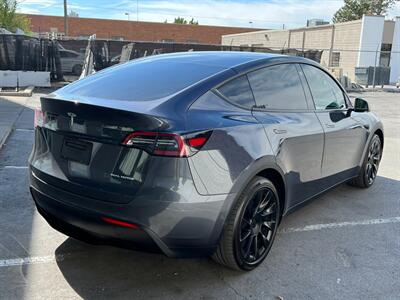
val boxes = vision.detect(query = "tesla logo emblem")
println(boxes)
[67,112,76,127]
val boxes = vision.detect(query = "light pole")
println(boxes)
[125,12,130,21]
[64,0,69,36]
[249,21,253,28]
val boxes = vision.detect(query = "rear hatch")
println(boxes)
[30,97,167,204]
[30,54,229,204]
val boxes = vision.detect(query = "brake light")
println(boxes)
[122,131,211,157]
[34,108,44,128]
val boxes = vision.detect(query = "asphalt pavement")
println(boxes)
[0,91,399,299]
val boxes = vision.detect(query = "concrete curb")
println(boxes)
[0,100,27,151]
[0,86,35,97]
[0,127,13,150]
[346,88,400,93]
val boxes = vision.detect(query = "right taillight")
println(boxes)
[34,108,44,128]
[122,131,211,157]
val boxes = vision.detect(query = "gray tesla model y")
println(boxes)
[29,52,383,270]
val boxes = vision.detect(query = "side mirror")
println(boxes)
[354,98,369,112]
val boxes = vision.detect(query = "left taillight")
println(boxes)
[122,131,211,157]
[34,107,44,128]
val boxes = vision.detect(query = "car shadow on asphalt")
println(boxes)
[54,237,243,299]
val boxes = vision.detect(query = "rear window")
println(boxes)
[60,58,225,101]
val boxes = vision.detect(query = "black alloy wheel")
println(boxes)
[212,177,280,271]
[349,134,382,188]
[238,187,278,265]
[365,136,381,185]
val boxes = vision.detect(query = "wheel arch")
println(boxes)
[256,168,286,219]
[210,158,287,247]
[223,162,287,228]
[374,128,384,149]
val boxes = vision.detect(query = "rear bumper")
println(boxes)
[29,167,231,258]
[31,187,161,252]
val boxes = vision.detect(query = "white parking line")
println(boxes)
[280,216,400,233]
[2,166,28,169]
[0,255,64,268]
[0,216,399,268]
[15,128,34,132]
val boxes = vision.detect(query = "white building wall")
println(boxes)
[357,15,385,67]
[390,17,400,83]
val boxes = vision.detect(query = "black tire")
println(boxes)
[349,134,382,188]
[212,176,280,271]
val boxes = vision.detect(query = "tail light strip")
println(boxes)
[34,108,44,128]
[122,131,211,157]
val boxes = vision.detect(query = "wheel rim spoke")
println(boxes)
[262,220,275,230]
[240,229,252,242]
[264,202,276,213]
[253,235,259,259]
[243,235,254,258]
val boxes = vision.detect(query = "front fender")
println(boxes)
[352,112,384,166]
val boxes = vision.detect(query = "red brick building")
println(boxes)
[25,14,263,44]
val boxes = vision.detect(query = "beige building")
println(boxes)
[222,15,400,84]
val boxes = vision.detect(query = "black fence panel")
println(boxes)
[0,34,63,80]
[0,34,323,82]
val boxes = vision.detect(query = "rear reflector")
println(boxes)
[102,217,139,229]
[187,136,208,148]
[34,108,44,128]
[122,131,211,157]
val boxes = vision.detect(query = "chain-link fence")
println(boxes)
[1,34,398,88]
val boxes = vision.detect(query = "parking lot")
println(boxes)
[0,90,399,299]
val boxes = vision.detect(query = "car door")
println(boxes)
[248,63,325,207]
[300,64,367,179]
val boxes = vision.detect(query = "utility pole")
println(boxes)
[136,0,139,21]
[64,0,69,37]
[372,44,380,90]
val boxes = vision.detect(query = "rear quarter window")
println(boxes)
[217,75,256,109]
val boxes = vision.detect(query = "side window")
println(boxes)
[217,75,256,108]
[301,64,346,110]
[247,64,308,110]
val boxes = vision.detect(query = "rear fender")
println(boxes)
[209,156,285,246]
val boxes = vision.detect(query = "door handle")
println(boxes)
[273,129,287,134]
[325,124,335,128]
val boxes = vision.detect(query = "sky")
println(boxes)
[17,0,400,29]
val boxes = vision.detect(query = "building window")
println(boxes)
[331,52,340,67]
[111,36,125,41]
[161,39,175,43]
[186,39,199,44]
[380,43,392,67]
